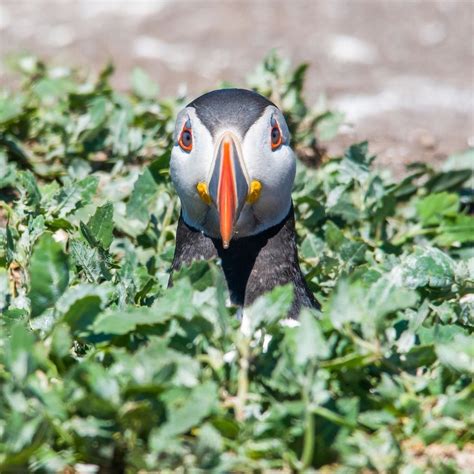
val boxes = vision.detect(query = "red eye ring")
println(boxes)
[178,125,193,152]
[271,122,282,150]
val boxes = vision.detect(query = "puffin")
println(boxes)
[169,88,317,318]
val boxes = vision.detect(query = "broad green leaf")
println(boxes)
[316,111,344,141]
[33,77,74,102]
[402,247,456,289]
[53,176,98,218]
[0,94,24,123]
[50,323,72,358]
[436,334,474,374]
[242,284,293,335]
[4,324,36,382]
[340,141,372,183]
[131,67,159,99]
[70,239,111,282]
[126,167,159,222]
[442,148,474,190]
[328,279,366,328]
[150,381,218,450]
[425,169,472,193]
[86,202,114,248]
[93,280,194,335]
[294,309,329,364]
[437,214,474,246]
[93,306,167,335]
[18,171,41,206]
[301,234,324,260]
[29,232,69,317]
[416,192,459,226]
[329,274,418,333]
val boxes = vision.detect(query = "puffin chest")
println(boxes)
[170,209,317,317]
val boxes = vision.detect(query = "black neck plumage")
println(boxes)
[170,205,318,318]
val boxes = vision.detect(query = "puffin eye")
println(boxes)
[178,125,193,152]
[271,123,282,150]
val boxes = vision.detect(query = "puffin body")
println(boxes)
[169,89,317,318]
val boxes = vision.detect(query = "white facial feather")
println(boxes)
[240,107,295,235]
[170,105,296,238]
[170,108,214,229]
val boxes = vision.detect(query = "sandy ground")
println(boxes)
[0,0,473,176]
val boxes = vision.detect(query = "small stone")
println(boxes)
[414,129,437,150]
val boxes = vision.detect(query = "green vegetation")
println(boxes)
[0,53,473,472]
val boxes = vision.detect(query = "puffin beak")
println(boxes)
[208,132,249,249]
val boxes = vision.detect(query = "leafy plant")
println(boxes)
[0,53,473,473]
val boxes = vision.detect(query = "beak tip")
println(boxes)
[223,240,230,249]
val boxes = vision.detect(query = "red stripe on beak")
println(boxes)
[218,140,236,248]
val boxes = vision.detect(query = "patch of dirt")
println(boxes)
[0,0,473,176]
[403,440,474,473]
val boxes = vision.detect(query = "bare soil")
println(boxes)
[1,0,473,176]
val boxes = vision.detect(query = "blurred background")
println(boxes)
[0,0,472,175]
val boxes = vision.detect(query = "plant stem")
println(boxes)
[300,392,315,471]
[157,196,175,254]
[311,406,357,429]
[235,336,250,422]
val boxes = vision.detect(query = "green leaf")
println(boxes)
[242,284,293,335]
[329,274,418,333]
[340,141,372,183]
[70,239,111,282]
[86,202,114,249]
[150,381,217,450]
[5,324,36,382]
[131,67,159,99]
[294,309,329,364]
[402,247,456,289]
[93,306,166,335]
[442,148,474,191]
[437,214,474,246]
[19,171,41,207]
[51,323,72,358]
[62,294,104,334]
[93,280,194,335]
[172,260,214,292]
[54,176,98,218]
[316,111,344,141]
[436,334,474,374]
[416,192,459,226]
[425,169,472,193]
[0,94,24,123]
[29,233,69,317]
[126,168,159,222]
[301,234,324,260]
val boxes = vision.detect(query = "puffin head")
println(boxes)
[170,88,296,248]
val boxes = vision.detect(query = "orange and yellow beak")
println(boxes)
[195,132,262,248]
[208,133,250,248]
